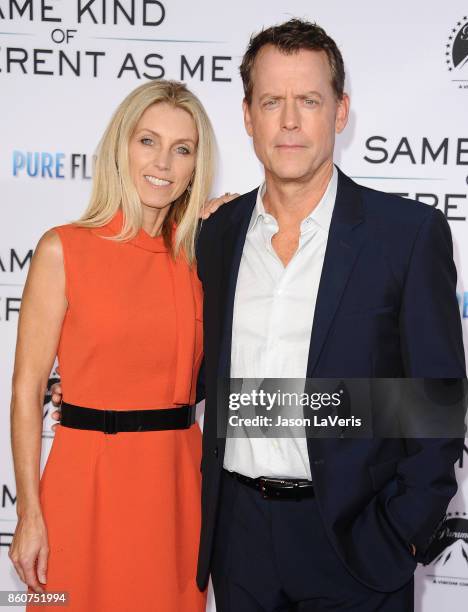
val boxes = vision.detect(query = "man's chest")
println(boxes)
[230,233,328,375]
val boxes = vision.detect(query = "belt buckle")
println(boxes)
[258,477,270,499]
[183,405,195,428]
[258,477,302,501]
[258,477,286,499]
[104,410,117,434]
[189,405,196,426]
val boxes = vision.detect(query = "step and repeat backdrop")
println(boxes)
[1,1,468,610]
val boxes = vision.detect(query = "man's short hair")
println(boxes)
[240,18,345,104]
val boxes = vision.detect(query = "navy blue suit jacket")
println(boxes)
[195,167,466,592]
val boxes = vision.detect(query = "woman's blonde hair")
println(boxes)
[75,80,215,262]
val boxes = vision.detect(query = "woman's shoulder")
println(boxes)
[50,222,97,248]
[35,228,63,256]
[36,224,94,264]
[30,228,67,274]
[51,221,90,237]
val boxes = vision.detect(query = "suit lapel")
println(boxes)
[217,190,257,378]
[306,169,366,375]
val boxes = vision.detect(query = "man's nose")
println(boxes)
[281,100,300,131]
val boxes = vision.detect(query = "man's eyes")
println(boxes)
[262,98,319,108]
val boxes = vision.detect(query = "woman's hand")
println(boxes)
[9,513,49,593]
[200,192,240,219]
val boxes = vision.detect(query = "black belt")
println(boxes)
[60,402,196,434]
[224,469,315,500]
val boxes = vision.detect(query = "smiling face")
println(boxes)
[128,102,198,212]
[243,45,349,184]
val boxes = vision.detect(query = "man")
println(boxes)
[50,18,465,611]
[194,18,465,611]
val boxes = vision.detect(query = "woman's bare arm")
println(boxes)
[9,229,67,592]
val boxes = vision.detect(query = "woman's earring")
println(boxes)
[187,182,192,194]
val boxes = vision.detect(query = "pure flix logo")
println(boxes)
[12,150,94,179]
[446,16,468,85]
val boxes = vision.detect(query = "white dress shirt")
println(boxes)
[223,167,338,479]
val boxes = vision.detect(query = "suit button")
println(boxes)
[214,447,218,458]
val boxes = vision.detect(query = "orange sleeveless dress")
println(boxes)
[27,210,206,611]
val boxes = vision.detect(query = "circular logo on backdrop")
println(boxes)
[42,369,61,439]
[423,511,468,587]
[446,17,468,83]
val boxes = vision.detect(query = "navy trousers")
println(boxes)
[211,470,414,611]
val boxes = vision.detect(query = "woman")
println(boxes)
[9,80,234,611]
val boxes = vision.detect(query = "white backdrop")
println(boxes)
[1,1,468,610]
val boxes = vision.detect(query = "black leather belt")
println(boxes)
[60,401,196,434]
[224,469,315,500]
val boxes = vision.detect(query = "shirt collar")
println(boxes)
[248,165,338,234]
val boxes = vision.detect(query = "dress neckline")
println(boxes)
[102,208,170,253]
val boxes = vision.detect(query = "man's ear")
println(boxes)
[243,99,254,137]
[335,93,350,135]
